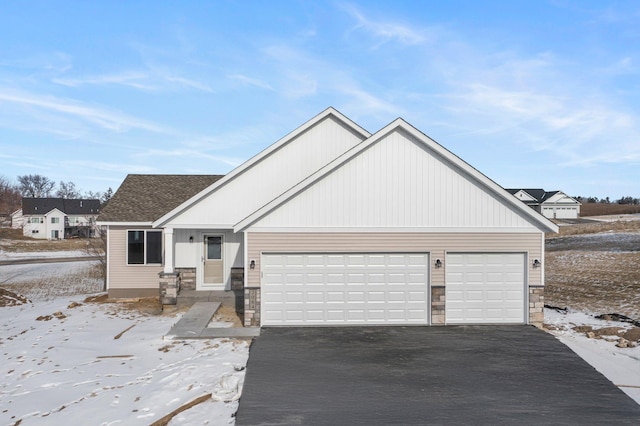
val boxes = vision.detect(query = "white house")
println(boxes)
[98,108,558,328]
[507,189,581,219]
[19,198,102,239]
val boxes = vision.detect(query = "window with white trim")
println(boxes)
[51,217,60,224]
[127,230,162,265]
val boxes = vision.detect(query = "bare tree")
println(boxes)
[56,181,81,199]
[84,190,102,200]
[101,187,113,206]
[0,176,21,214]
[17,174,56,198]
[84,227,107,291]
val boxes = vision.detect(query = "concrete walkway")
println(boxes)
[164,302,260,339]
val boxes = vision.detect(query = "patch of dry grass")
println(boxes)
[545,251,640,318]
[0,236,91,253]
[581,203,640,217]
[545,219,640,318]
[548,220,640,238]
[2,263,104,302]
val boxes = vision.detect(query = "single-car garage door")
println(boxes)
[445,253,525,324]
[261,253,429,326]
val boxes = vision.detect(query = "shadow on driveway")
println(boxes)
[237,326,640,425]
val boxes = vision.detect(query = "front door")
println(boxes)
[203,235,224,287]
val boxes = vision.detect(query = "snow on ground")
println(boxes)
[0,249,88,261]
[0,295,250,425]
[0,260,104,303]
[545,308,640,405]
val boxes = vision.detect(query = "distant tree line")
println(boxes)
[0,174,113,214]
[576,196,640,205]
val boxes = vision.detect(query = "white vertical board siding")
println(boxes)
[445,253,526,324]
[261,253,429,326]
[174,229,243,270]
[249,129,536,229]
[165,116,365,227]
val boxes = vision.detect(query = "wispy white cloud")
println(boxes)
[53,71,156,90]
[63,160,158,174]
[134,148,243,168]
[340,3,427,46]
[228,74,274,91]
[0,89,166,133]
[443,81,640,166]
[52,68,213,93]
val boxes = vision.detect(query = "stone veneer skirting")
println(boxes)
[244,287,261,327]
[529,286,545,328]
[175,268,196,290]
[431,286,445,325]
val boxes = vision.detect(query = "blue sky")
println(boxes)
[1,1,638,199]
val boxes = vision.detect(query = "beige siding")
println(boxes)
[249,130,537,230]
[108,226,162,291]
[247,232,542,288]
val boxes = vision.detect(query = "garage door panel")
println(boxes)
[262,253,429,326]
[446,253,525,324]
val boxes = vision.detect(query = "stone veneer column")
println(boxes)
[431,286,446,325]
[529,286,544,327]
[159,271,180,305]
[244,287,261,327]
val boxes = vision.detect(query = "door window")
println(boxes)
[206,236,222,260]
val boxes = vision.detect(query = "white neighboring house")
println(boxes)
[506,189,581,219]
[10,209,23,229]
[19,198,102,239]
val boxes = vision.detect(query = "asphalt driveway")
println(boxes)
[236,326,640,425]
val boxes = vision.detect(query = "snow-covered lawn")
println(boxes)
[0,249,89,261]
[0,294,249,425]
[545,308,640,405]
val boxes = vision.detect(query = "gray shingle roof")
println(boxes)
[97,175,223,223]
[22,198,101,215]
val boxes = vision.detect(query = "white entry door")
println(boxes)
[202,235,223,288]
[445,253,525,324]
[261,253,430,326]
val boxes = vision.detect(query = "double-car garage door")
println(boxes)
[261,253,430,326]
[261,252,526,326]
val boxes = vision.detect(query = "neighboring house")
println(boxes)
[19,198,102,239]
[507,189,581,219]
[98,107,558,328]
[10,209,23,229]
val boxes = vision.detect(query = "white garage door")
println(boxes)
[261,253,429,326]
[555,207,577,219]
[446,253,525,324]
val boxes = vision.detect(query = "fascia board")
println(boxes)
[153,107,371,228]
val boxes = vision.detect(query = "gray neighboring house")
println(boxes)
[506,189,581,219]
[98,107,559,328]
[19,198,102,239]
